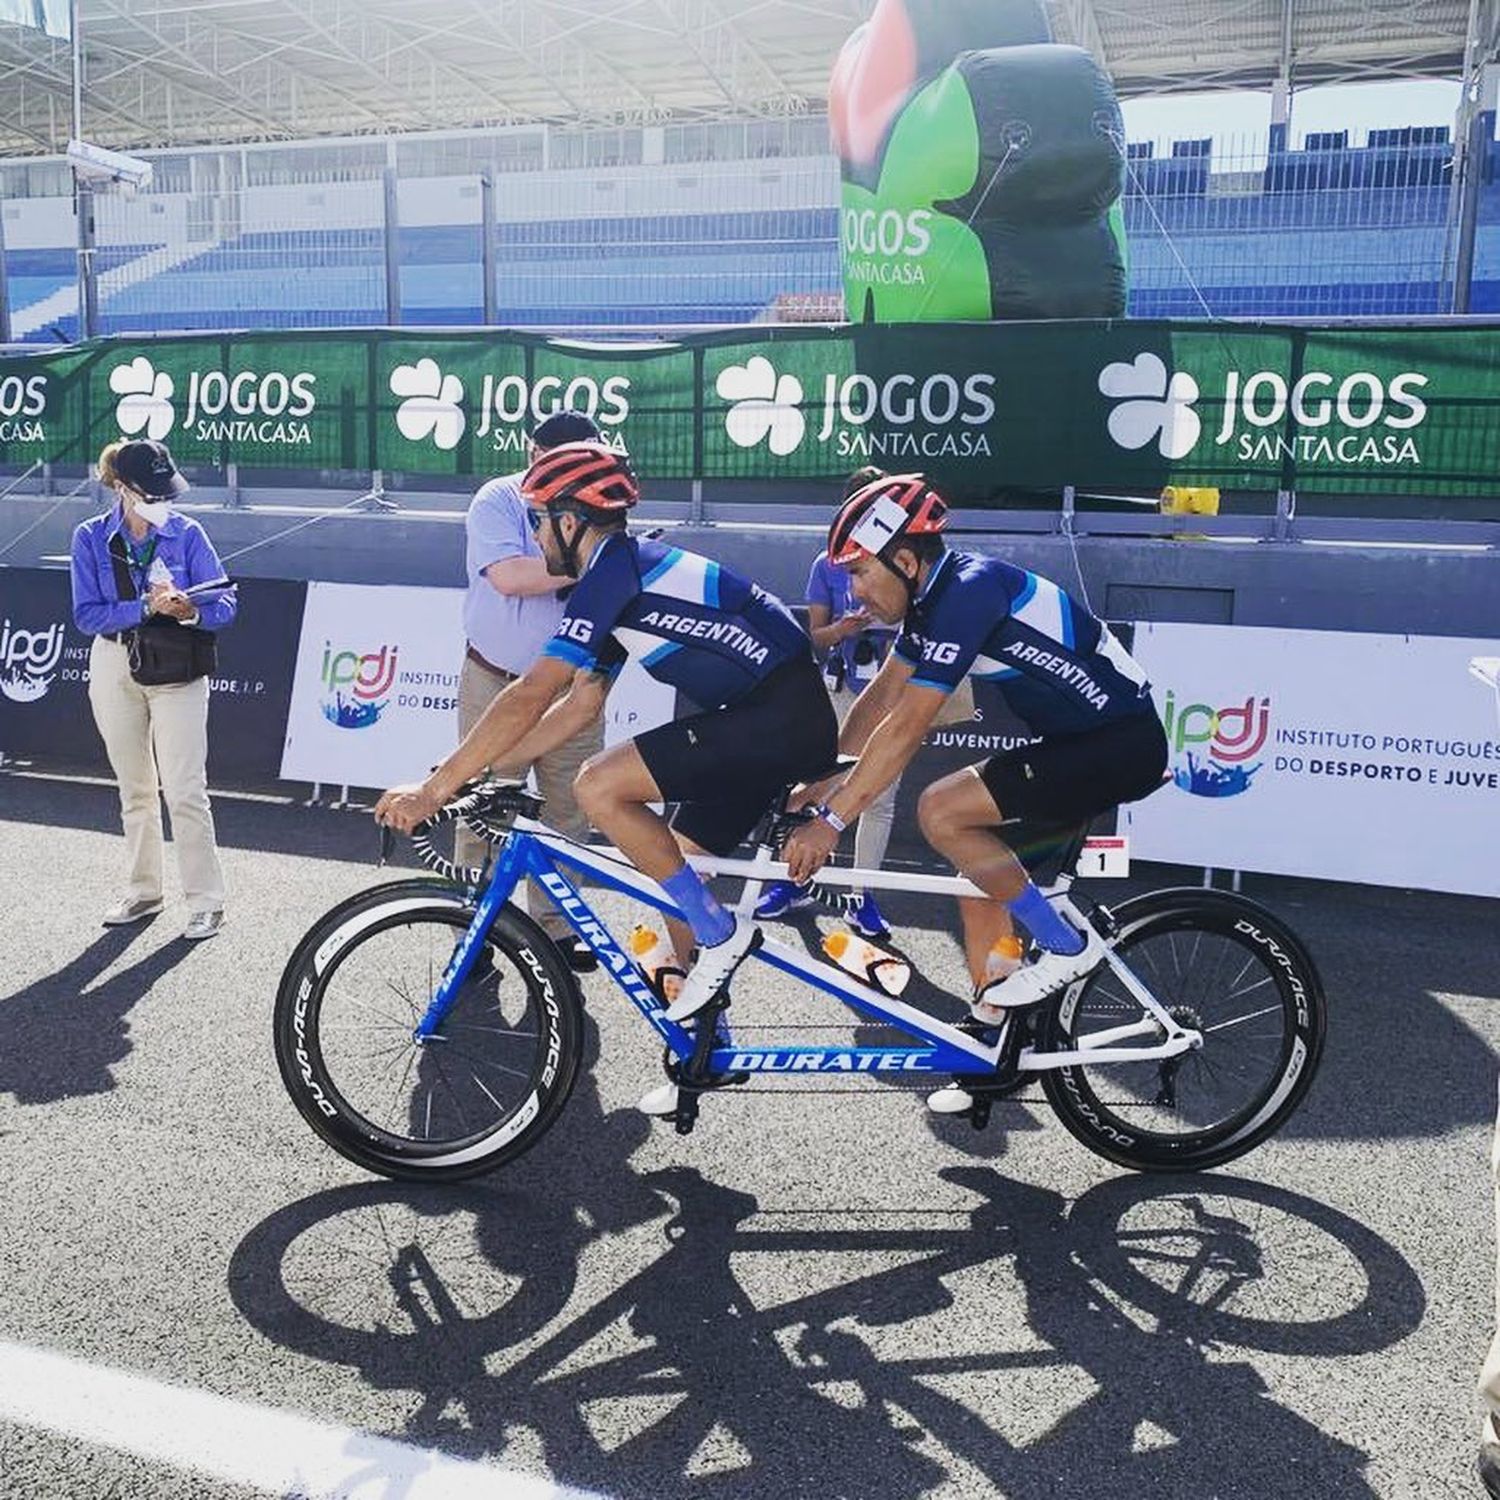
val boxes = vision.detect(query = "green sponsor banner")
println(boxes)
[8,323,1500,497]
[372,333,698,478]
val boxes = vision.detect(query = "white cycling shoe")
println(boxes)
[638,1082,680,1117]
[665,915,762,1021]
[970,925,1108,1025]
[927,1084,975,1114]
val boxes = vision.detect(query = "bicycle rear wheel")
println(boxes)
[274,880,584,1182]
[1038,889,1324,1173]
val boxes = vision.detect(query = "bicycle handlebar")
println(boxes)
[387,779,546,887]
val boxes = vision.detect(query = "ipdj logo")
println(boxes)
[320,641,398,730]
[718,355,996,461]
[1100,352,1431,469]
[0,619,65,703]
[1162,689,1270,799]
[389,358,632,454]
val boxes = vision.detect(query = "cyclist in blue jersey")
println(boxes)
[376,442,837,1024]
[783,475,1168,1101]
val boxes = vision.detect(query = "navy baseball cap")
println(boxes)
[531,411,601,449]
[114,439,189,498]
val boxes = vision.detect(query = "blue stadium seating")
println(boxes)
[3,131,1492,334]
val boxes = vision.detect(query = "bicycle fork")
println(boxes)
[412,834,529,1043]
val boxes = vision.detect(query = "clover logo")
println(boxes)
[1099,352,1201,461]
[109,356,175,440]
[716,356,806,456]
[391,358,465,451]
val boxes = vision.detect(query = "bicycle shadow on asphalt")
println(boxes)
[0,922,197,1104]
[231,1095,1423,1500]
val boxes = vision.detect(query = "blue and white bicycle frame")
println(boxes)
[413,816,1204,1078]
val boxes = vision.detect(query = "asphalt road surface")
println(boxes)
[1,770,1496,1500]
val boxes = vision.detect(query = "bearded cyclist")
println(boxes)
[781,474,1168,1110]
[376,441,838,1027]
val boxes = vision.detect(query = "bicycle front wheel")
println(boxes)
[274,880,584,1182]
[1038,889,1325,1173]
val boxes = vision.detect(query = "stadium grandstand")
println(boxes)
[0,0,1494,340]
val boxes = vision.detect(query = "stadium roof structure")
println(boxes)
[0,0,1490,155]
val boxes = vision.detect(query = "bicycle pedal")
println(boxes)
[968,1100,993,1131]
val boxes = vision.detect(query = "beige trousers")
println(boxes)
[87,635,226,914]
[831,681,899,876]
[1480,1080,1500,1444]
[456,651,601,939]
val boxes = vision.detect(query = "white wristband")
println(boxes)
[816,804,847,834]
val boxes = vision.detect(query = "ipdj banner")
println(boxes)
[1125,623,1500,897]
[6,321,1500,496]
[0,566,305,784]
[279,582,680,791]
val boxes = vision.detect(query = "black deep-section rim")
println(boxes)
[293,904,558,1164]
[1043,903,1319,1163]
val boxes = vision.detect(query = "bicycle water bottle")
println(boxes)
[629,925,686,1007]
[822,929,911,997]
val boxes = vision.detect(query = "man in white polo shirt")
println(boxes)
[458,410,604,971]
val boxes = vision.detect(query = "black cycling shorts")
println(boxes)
[635,652,839,856]
[978,710,1169,830]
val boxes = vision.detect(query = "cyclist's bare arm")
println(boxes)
[828,678,948,823]
[783,676,947,882]
[838,652,916,754]
[789,653,914,811]
[494,670,608,775]
[376,654,576,829]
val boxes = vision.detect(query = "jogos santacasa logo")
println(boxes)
[389,358,630,456]
[1100,351,1429,469]
[1,618,65,703]
[108,356,317,446]
[1161,687,1270,799]
[320,641,398,730]
[0,372,48,444]
[716,354,996,462]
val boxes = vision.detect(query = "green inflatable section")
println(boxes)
[832,0,1129,323]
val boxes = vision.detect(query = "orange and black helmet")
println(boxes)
[521,440,638,516]
[827,472,949,567]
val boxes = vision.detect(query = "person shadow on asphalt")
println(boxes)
[0,922,197,1104]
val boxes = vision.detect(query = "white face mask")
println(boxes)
[131,498,173,527]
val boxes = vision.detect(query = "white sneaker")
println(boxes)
[971,926,1106,1023]
[638,1082,680,1117]
[927,1084,975,1114]
[665,916,762,1021]
[183,910,224,942]
[102,897,163,927]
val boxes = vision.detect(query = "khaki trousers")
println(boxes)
[87,635,226,914]
[456,651,601,939]
[831,682,899,877]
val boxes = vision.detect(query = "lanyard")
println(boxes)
[122,533,159,595]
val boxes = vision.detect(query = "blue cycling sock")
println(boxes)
[662,864,736,948]
[1008,882,1085,956]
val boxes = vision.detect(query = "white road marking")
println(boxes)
[0,1338,602,1499]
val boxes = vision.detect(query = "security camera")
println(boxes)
[66,139,153,192]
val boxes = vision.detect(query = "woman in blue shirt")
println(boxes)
[70,439,236,940]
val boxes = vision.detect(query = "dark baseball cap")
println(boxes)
[114,439,189,498]
[531,411,601,449]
